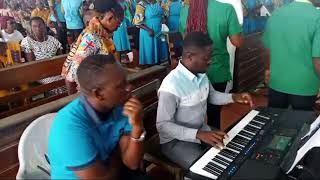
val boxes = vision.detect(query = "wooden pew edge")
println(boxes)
[0,54,68,71]
[0,94,77,131]
[127,65,166,82]
[0,64,165,131]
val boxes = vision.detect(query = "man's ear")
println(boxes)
[92,88,104,101]
[186,52,193,62]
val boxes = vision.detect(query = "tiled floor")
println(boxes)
[148,91,268,179]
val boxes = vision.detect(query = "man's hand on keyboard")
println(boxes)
[232,93,254,108]
[196,130,227,149]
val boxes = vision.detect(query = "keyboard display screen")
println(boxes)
[267,135,292,151]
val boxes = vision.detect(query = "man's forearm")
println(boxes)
[264,48,270,70]
[123,126,144,170]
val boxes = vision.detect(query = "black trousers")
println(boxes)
[53,22,67,53]
[268,88,316,111]
[67,29,83,45]
[207,82,228,129]
[121,168,151,180]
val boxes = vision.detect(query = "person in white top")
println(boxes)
[1,18,24,42]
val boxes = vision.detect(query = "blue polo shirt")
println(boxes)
[61,0,84,29]
[48,96,132,179]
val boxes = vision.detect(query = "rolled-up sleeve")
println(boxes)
[156,91,199,142]
[208,84,234,105]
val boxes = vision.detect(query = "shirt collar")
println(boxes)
[295,0,312,3]
[79,94,120,127]
[176,61,197,81]
[176,61,207,83]
[79,95,102,126]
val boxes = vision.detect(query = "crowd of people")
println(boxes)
[1,0,320,178]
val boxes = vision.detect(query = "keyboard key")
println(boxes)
[216,154,233,163]
[227,143,242,152]
[252,119,265,125]
[213,157,229,167]
[220,150,236,159]
[209,161,225,172]
[229,141,245,149]
[203,166,220,177]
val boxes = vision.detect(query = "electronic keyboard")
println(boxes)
[189,108,316,180]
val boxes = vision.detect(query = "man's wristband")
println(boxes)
[130,130,146,142]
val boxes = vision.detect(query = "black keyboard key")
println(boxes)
[221,150,236,159]
[216,154,232,163]
[213,157,229,167]
[232,138,248,146]
[229,141,244,149]
[244,126,259,134]
[250,121,263,128]
[226,143,242,152]
[239,131,254,139]
[208,162,225,171]
[248,123,262,129]
[233,136,249,145]
[203,166,220,177]
[224,148,238,157]
[254,116,268,123]
[220,151,235,159]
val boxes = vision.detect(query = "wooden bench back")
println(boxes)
[0,55,68,118]
[127,26,140,66]
[0,54,167,119]
[233,32,265,92]
[167,32,183,69]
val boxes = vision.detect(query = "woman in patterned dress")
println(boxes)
[20,16,63,95]
[21,16,62,62]
[61,0,124,95]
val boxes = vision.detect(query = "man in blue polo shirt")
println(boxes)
[48,54,148,179]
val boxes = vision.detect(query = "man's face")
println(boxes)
[103,11,124,32]
[96,63,132,112]
[189,45,213,73]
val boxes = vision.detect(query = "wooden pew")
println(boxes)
[0,53,168,119]
[233,32,265,92]
[127,26,140,67]
[167,32,183,70]
[0,55,68,119]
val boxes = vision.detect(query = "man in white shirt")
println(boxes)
[1,18,24,42]
[157,32,254,169]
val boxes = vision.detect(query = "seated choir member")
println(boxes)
[48,54,149,180]
[21,16,63,94]
[0,18,24,42]
[156,32,254,170]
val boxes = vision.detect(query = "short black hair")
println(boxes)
[94,0,124,17]
[77,54,118,93]
[30,16,45,26]
[183,31,213,49]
